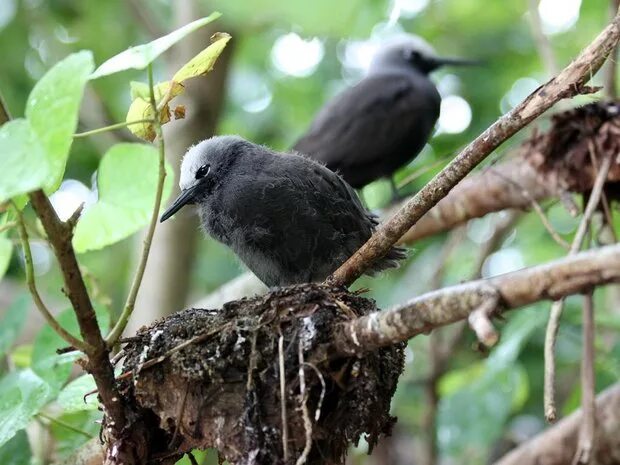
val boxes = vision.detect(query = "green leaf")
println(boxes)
[0,295,28,358]
[130,81,151,100]
[32,307,109,393]
[10,345,32,369]
[0,430,31,465]
[73,143,173,252]
[49,411,100,459]
[32,309,82,393]
[0,369,52,447]
[437,309,545,459]
[57,375,98,413]
[90,13,221,79]
[0,119,49,202]
[25,51,94,191]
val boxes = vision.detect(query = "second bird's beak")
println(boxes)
[432,56,482,68]
[160,185,199,222]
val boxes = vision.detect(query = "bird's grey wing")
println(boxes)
[293,75,439,171]
[282,158,407,276]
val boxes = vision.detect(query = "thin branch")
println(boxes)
[605,0,620,98]
[332,243,620,356]
[28,190,128,432]
[0,221,17,233]
[572,291,597,465]
[73,119,155,138]
[37,412,92,438]
[543,152,612,422]
[528,0,560,75]
[488,167,570,250]
[0,92,10,124]
[106,64,167,346]
[13,205,88,351]
[328,11,620,286]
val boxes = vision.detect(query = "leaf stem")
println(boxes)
[106,63,167,347]
[73,119,155,138]
[37,411,93,438]
[12,204,89,351]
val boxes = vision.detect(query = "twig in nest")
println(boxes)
[302,362,326,421]
[572,291,597,465]
[468,298,500,347]
[246,331,258,391]
[169,384,190,448]
[296,341,312,465]
[278,329,290,461]
[544,152,613,422]
[114,323,231,384]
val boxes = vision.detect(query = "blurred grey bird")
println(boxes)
[293,34,477,195]
[160,135,406,287]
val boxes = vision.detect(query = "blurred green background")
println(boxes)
[1,0,619,464]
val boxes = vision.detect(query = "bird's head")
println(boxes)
[160,135,246,222]
[369,34,479,75]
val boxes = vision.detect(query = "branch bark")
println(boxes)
[494,383,620,465]
[333,243,620,356]
[328,9,620,286]
[28,191,129,447]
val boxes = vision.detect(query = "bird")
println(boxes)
[293,34,477,196]
[160,135,406,287]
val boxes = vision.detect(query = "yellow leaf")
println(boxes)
[172,32,231,83]
[125,98,156,142]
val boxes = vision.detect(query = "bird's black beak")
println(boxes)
[160,185,199,222]
[431,56,483,69]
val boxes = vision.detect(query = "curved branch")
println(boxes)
[333,243,620,356]
[328,9,620,286]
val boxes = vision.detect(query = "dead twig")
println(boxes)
[278,330,290,461]
[488,167,570,250]
[296,341,312,465]
[468,298,500,347]
[572,291,597,465]
[544,152,612,422]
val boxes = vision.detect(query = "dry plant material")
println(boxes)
[119,284,405,465]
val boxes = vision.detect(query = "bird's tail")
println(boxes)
[366,245,408,276]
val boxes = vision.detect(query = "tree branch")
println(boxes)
[328,8,620,286]
[28,191,127,434]
[494,383,620,465]
[333,243,620,356]
[13,205,88,351]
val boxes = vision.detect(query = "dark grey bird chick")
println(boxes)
[293,34,476,192]
[160,135,406,287]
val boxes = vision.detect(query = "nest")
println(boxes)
[525,100,620,193]
[119,284,405,465]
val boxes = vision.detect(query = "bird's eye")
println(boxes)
[406,50,422,62]
[195,164,211,180]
